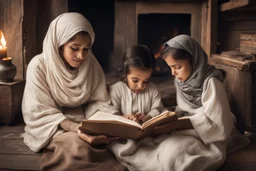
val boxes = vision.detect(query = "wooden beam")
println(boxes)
[23,0,37,78]
[201,0,218,58]
[220,0,249,12]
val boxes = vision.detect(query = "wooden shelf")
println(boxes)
[220,0,249,11]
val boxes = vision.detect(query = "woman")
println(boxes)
[108,35,248,171]
[22,12,126,170]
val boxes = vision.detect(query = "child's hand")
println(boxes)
[140,115,152,123]
[135,113,152,123]
[123,114,140,123]
[135,113,146,119]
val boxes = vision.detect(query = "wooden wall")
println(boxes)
[0,0,23,80]
[114,1,137,73]
[36,0,68,55]
[23,0,37,74]
[0,0,67,79]
[218,2,256,52]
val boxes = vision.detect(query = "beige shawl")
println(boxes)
[22,12,110,152]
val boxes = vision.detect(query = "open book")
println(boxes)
[79,110,177,140]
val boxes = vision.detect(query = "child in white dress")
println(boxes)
[110,45,166,123]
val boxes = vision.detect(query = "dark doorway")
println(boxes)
[138,14,191,77]
[68,0,115,72]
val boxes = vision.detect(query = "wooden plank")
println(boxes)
[219,141,256,170]
[241,33,256,41]
[113,1,137,73]
[0,123,25,133]
[240,40,256,46]
[220,0,249,11]
[220,12,256,22]
[0,154,41,170]
[23,0,37,77]
[36,0,68,54]
[222,21,256,31]
[210,54,256,71]
[201,0,218,57]
[0,124,41,170]
[0,139,39,155]
[240,33,256,54]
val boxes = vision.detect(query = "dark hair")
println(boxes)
[68,31,90,42]
[122,45,155,76]
[59,31,90,51]
[161,45,193,65]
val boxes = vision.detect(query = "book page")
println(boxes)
[89,111,142,128]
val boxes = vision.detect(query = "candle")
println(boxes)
[0,32,7,59]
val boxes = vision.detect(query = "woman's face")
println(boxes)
[61,32,91,68]
[126,67,152,94]
[164,55,192,83]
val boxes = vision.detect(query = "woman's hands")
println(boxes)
[77,122,119,146]
[78,130,119,146]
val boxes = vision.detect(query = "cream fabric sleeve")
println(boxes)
[22,56,67,152]
[109,82,123,115]
[147,84,166,117]
[189,77,234,144]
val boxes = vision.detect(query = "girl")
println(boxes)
[22,12,126,170]
[108,35,248,171]
[109,45,166,123]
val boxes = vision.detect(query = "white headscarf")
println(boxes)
[42,12,108,107]
[165,35,223,108]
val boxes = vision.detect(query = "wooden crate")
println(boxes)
[210,53,256,133]
[0,80,25,125]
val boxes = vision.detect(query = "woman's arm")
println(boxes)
[61,119,119,145]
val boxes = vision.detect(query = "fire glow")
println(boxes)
[0,31,7,59]
[0,32,7,49]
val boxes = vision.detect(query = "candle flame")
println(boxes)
[0,32,7,49]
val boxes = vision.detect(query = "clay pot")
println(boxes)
[0,57,17,82]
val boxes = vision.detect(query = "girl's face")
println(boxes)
[61,32,91,68]
[164,55,192,83]
[126,67,152,94]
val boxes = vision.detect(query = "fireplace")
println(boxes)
[113,0,206,76]
[69,0,214,77]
